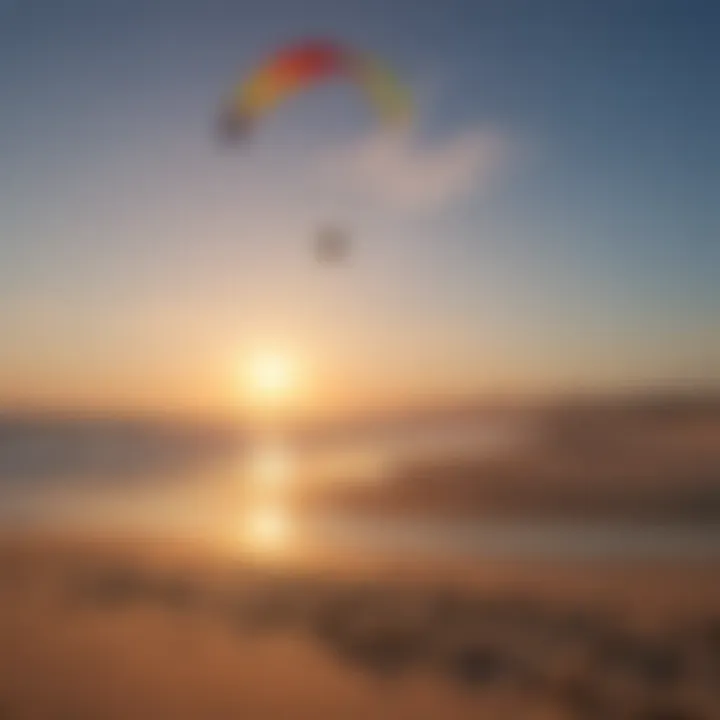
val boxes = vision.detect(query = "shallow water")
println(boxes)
[1,416,719,562]
[307,514,720,561]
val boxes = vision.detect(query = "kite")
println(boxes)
[219,39,412,141]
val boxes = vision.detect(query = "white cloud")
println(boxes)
[323,127,507,215]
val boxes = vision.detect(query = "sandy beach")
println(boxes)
[0,532,717,719]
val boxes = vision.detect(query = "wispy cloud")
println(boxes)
[323,127,508,215]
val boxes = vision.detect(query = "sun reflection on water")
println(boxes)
[245,504,290,548]
[244,440,294,491]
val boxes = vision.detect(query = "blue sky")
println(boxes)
[0,0,717,411]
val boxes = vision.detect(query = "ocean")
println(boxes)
[1,412,719,561]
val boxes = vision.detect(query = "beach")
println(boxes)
[0,532,717,719]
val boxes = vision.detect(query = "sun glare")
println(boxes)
[244,352,295,400]
[246,506,288,548]
[237,351,304,555]
[246,441,293,489]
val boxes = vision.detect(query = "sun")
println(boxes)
[242,352,296,402]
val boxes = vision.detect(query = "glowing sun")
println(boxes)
[242,352,297,403]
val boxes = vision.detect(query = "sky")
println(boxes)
[0,0,718,415]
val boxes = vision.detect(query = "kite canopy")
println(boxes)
[220,39,412,140]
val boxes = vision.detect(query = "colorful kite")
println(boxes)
[219,39,412,140]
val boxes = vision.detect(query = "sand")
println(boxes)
[0,532,718,719]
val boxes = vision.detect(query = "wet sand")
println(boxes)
[0,532,718,719]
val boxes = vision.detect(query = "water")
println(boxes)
[1,415,719,561]
[307,514,720,561]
